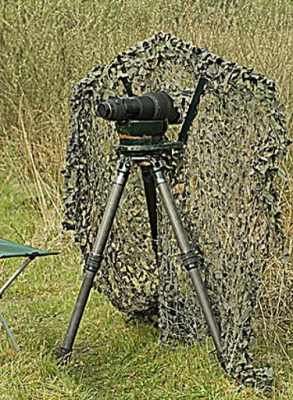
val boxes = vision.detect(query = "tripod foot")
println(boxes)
[57,346,72,365]
[57,345,71,359]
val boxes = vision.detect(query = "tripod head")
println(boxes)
[114,120,184,156]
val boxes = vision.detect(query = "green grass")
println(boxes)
[1,0,292,398]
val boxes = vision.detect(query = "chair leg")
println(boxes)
[0,257,33,298]
[0,309,19,351]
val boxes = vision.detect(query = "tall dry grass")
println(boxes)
[0,0,292,340]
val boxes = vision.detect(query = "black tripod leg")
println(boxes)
[151,160,226,369]
[57,158,131,361]
[141,166,158,263]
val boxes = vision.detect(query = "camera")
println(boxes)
[97,91,180,124]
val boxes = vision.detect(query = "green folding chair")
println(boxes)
[0,238,58,350]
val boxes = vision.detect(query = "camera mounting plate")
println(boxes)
[114,120,184,156]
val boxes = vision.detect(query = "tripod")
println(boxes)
[58,120,225,369]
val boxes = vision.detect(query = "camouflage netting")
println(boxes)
[63,33,289,386]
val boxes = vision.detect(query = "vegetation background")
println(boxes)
[0,0,292,399]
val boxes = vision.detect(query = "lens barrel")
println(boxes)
[97,92,180,124]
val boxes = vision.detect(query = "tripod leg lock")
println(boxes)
[85,253,103,273]
[182,250,200,271]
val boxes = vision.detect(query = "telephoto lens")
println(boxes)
[97,92,180,123]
